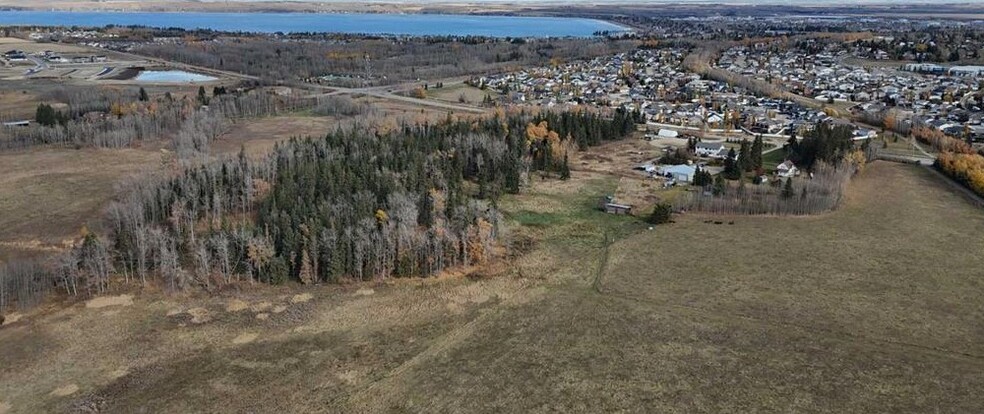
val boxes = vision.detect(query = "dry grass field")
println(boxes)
[0,147,161,262]
[0,114,340,262]
[427,83,498,106]
[1,160,982,413]
[0,99,458,262]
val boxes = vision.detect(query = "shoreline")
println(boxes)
[2,2,984,22]
[0,10,634,38]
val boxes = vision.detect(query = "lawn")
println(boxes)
[761,146,788,170]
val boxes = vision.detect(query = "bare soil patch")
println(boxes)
[85,295,134,309]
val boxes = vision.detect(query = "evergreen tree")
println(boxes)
[693,166,713,187]
[35,104,56,127]
[737,139,752,172]
[647,203,672,225]
[417,190,434,227]
[560,153,571,180]
[751,135,764,171]
[197,86,210,106]
[723,147,740,180]
[138,87,149,102]
[713,174,726,195]
[781,178,795,199]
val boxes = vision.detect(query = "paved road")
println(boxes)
[24,56,48,75]
[308,77,488,114]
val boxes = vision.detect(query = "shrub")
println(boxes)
[647,203,673,225]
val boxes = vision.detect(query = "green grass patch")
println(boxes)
[762,148,787,170]
[509,210,565,228]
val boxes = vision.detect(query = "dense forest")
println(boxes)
[134,36,638,86]
[0,109,637,310]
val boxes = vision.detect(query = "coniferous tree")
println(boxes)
[693,166,713,187]
[713,174,727,195]
[723,148,740,180]
[781,178,795,199]
[197,86,209,106]
[560,153,571,180]
[737,139,752,173]
[751,135,764,171]
[35,104,57,127]
[647,203,672,225]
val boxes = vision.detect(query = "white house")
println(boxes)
[695,142,727,158]
[776,160,799,178]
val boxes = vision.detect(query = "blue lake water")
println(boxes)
[134,70,217,83]
[0,11,626,37]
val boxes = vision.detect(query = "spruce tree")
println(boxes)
[560,153,571,180]
[781,178,795,199]
[751,135,764,171]
[723,148,740,180]
[713,174,726,195]
[647,203,672,225]
[197,86,209,106]
[737,139,752,172]
[417,191,434,227]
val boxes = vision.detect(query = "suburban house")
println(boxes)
[776,160,799,178]
[695,142,727,158]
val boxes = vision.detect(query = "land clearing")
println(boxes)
[2,161,982,412]
[426,83,498,106]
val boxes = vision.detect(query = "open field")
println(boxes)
[0,147,160,262]
[0,37,90,54]
[426,83,498,106]
[2,160,982,412]
[0,114,339,262]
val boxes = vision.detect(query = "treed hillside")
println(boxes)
[134,36,638,86]
[0,109,639,309]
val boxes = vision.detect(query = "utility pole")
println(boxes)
[363,53,372,87]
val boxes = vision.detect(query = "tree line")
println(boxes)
[935,151,984,198]
[134,36,637,87]
[0,87,303,152]
[0,109,636,311]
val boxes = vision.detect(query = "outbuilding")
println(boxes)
[658,164,697,183]
[657,128,679,138]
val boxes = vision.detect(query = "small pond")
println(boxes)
[134,70,217,83]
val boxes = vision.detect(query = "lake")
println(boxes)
[0,11,626,37]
